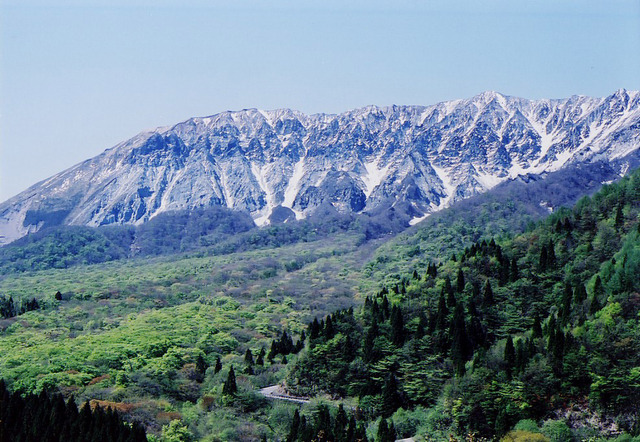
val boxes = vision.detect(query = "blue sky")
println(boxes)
[1,0,639,201]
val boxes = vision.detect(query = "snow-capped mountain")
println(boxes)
[1,89,639,245]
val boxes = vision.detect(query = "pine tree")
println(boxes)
[547,240,556,267]
[334,404,348,442]
[589,293,602,315]
[381,374,402,417]
[309,318,321,339]
[415,311,428,339]
[363,322,380,363]
[560,283,572,325]
[615,203,624,229]
[390,306,405,347]
[466,300,485,349]
[574,283,587,304]
[244,348,254,365]
[434,292,449,332]
[450,303,471,376]
[539,244,548,271]
[287,409,300,442]
[214,356,222,374]
[444,277,455,307]
[531,313,543,339]
[510,257,519,281]
[195,353,207,382]
[482,280,494,307]
[504,336,515,378]
[222,366,237,395]
[456,269,465,293]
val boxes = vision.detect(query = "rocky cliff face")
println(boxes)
[1,89,639,245]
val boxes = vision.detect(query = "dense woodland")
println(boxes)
[285,170,640,441]
[0,380,147,442]
[0,169,640,440]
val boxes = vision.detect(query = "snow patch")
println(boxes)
[409,213,430,226]
[362,160,390,198]
[283,158,305,208]
[251,162,276,210]
[529,117,555,162]
[539,200,553,213]
[620,162,630,176]
[253,214,271,226]
[475,171,503,190]
[430,163,456,208]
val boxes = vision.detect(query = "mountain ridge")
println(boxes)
[1,89,639,245]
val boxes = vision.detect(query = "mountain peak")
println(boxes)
[1,90,639,245]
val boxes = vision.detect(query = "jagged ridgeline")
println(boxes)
[284,169,640,440]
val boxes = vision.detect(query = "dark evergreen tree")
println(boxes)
[244,348,254,365]
[456,269,465,293]
[390,305,405,347]
[531,313,543,339]
[214,356,222,374]
[615,203,624,229]
[547,239,556,267]
[287,409,301,442]
[504,335,515,378]
[482,280,494,307]
[222,366,237,395]
[450,303,471,376]
[195,353,207,382]
[539,244,548,271]
[381,374,402,417]
[444,277,455,307]
[510,257,519,281]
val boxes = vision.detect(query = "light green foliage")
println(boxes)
[513,419,541,433]
[501,430,550,442]
[540,420,571,442]
[161,419,195,442]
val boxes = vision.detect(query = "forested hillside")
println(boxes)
[284,170,640,441]
[1,170,640,441]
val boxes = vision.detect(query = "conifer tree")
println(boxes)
[195,353,207,382]
[504,336,515,378]
[381,374,402,417]
[334,404,348,442]
[510,257,519,281]
[547,239,556,267]
[456,269,465,293]
[390,306,405,347]
[451,302,471,376]
[482,280,494,307]
[539,244,548,271]
[615,203,624,229]
[244,348,254,365]
[589,293,602,315]
[416,311,428,339]
[531,313,543,339]
[222,366,237,395]
[214,356,222,374]
[287,409,300,442]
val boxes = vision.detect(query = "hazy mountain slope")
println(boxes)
[1,89,639,245]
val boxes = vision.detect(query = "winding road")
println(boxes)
[259,385,310,404]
